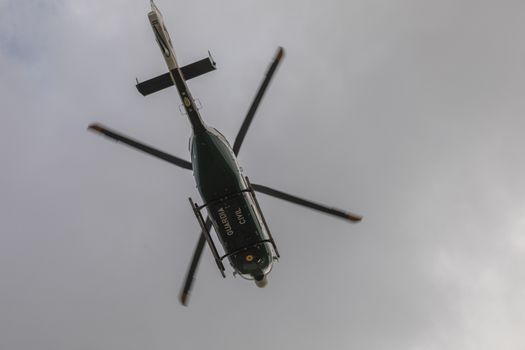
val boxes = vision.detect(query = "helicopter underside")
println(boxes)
[189,129,278,281]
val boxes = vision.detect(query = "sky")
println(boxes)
[1,0,525,349]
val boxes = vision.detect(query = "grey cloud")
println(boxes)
[1,0,525,349]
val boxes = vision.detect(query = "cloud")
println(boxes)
[1,0,525,349]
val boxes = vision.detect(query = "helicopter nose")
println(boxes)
[254,274,268,288]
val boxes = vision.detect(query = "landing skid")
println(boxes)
[189,197,226,277]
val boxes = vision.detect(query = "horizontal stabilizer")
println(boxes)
[180,52,216,80]
[136,52,216,96]
[136,71,173,96]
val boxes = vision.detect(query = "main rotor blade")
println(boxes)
[179,217,213,306]
[88,123,192,170]
[232,47,284,156]
[251,183,363,222]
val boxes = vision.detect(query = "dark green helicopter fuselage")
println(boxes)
[171,64,274,281]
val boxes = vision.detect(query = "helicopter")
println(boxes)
[88,0,362,306]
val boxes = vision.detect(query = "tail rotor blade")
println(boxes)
[252,183,363,222]
[232,47,284,156]
[179,217,213,306]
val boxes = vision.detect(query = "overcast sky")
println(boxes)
[1,0,525,349]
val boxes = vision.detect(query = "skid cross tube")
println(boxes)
[189,198,226,277]
[196,189,253,210]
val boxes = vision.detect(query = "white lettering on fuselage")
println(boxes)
[218,207,234,236]
[235,208,246,225]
